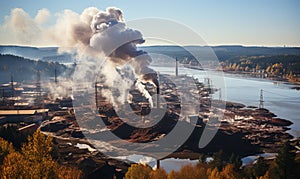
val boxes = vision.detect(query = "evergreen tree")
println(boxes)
[253,157,268,177]
[229,153,242,171]
[210,150,226,170]
[273,141,296,179]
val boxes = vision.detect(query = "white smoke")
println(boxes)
[35,8,51,25]
[0,7,157,107]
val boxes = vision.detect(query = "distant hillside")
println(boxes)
[0,45,73,63]
[212,45,300,61]
[0,54,69,83]
[140,45,300,62]
[1,44,300,64]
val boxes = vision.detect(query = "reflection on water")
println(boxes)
[152,66,300,137]
[116,154,199,173]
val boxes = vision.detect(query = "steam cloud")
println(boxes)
[0,7,158,107]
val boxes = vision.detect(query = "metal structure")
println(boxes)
[11,74,14,97]
[175,57,178,77]
[54,67,58,84]
[35,70,42,106]
[219,88,222,101]
[259,89,264,109]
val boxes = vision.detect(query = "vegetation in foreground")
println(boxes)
[1,128,299,179]
[0,129,82,179]
[125,142,300,179]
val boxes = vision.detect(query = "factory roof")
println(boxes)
[14,87,24,91]
[14,102,30,106]
[0,109,49,115]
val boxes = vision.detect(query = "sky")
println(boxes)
[0,0,299,47]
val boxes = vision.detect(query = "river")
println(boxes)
[152,66,300,137]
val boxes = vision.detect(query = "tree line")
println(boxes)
[125,142,300,179]
[220,55,300,83]
[0,129,82,179]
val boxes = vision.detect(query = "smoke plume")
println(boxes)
[0,7,158,106]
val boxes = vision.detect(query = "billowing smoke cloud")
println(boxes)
[35,8,51,24]
[0,7,158,107]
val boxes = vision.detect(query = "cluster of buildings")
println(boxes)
[0,77,73,131]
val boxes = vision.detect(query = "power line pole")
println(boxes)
[259,89,264,109]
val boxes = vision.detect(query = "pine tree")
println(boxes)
[274,141,296,179]
[229,153,242,171]
[253,157,268,177]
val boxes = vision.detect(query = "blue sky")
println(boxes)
[0,0,299,46]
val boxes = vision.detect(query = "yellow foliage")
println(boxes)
[21,129,58,178]
[0,138,14,164]
[1,151,24,179]
[150,168,168,179]
[125,163,152,179]
[57,165,83,179]
[0,130,82,179]
[207,167,221,179]
[257,171,270,179]
[220,164,239,179]
[168,164,208,179]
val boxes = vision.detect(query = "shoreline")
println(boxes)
[184,65,300,88]
[221,70,300,87]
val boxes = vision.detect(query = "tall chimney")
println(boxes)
[95,82,98,107]
[11,73,14,97]
[156,72,160,108]
[54,67,58,84]
[175,57,178,77]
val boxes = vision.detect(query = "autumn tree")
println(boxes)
[207,167,221,179]
[125,164,152,179]
[219,164,240,179]
[0,138,14,165]
[21,129,58,178]
[150,168,168,179]
[57,165,83,179]
[1,151,25,178]
[1,130,82,179]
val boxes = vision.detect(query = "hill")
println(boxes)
[0,45,73,63]
[0,54,69,83]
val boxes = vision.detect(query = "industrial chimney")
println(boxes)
[175,57,178,77]
[156,72,160,108]
[54,67,58,84]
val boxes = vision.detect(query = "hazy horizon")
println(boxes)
[0,0,299,47]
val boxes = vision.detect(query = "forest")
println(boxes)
[0,54,69,83]
[1,128,299,179]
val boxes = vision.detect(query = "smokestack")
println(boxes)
[54,67,58,84]
[11,73,14,97]
[95,82,98,107]
[175,57,178,77]
[156,72,160,108]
